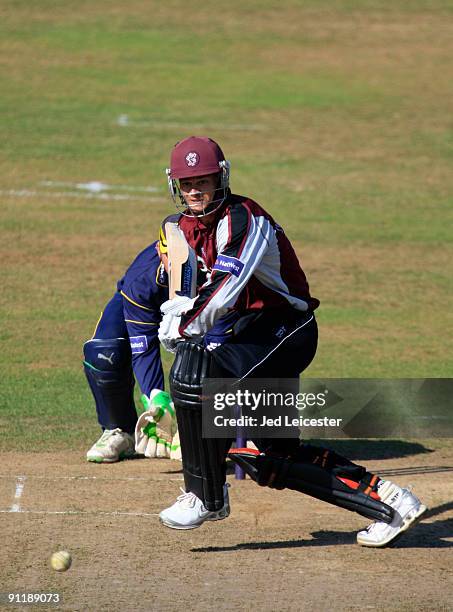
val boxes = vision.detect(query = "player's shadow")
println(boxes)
[225,441,433,473]
[306,439,433,461]
[192,500,453,552]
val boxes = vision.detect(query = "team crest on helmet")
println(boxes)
[185,151,199,167]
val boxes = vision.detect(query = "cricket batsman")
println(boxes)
[157,136,427,547]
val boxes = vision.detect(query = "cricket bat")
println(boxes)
[165,222,197,298]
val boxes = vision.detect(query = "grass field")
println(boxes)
[2,0,452,450]
[1,2,453,610]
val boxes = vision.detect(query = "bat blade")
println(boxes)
[165,222,197,298]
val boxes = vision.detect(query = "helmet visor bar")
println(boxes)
[166,160,230,218]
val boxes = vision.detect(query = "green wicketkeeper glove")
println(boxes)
[135,389,179,459]
[170,429,182,461]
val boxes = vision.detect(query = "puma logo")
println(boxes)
[98,352,115,365]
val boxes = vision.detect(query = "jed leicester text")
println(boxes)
[213,415,343,428]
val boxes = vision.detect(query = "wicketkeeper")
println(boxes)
[157,136,427,548]
[83,237,181,463]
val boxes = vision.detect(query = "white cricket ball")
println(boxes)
[50,550,72,572]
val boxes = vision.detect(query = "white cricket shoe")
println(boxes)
[357,480,427,548]
[86,428,135,463]
[159,484,230,530]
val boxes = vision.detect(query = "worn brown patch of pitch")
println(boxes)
[1,448,452,611]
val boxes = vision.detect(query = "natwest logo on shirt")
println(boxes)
[130,335,149,354]
[213,254,244,278]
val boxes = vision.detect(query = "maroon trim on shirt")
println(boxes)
[176,193,319,335]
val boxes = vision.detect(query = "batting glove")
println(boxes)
[158,296,196,354]
[160,295,196,317]
[135,389,177,458]
[158,312,183,354]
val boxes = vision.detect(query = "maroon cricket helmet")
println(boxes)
[169,136,226,179]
